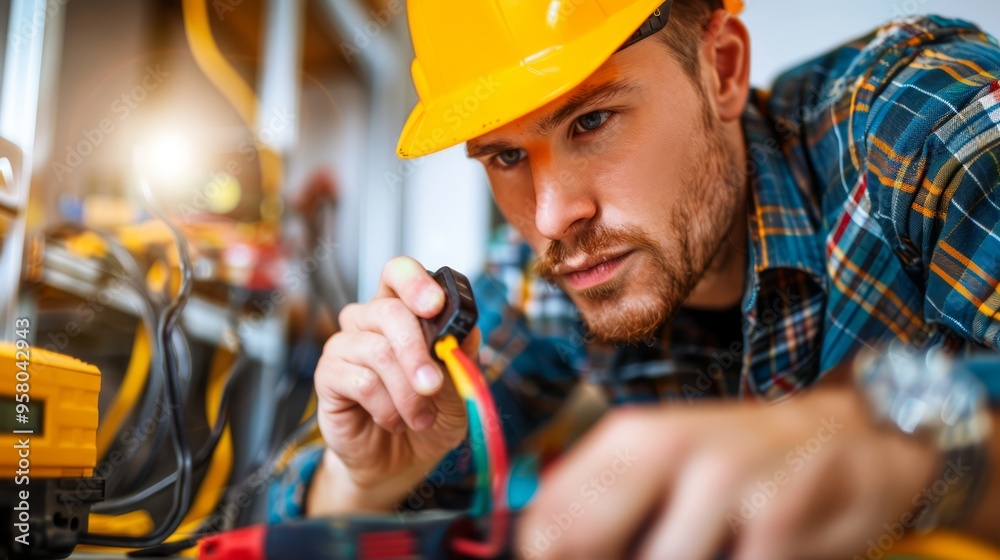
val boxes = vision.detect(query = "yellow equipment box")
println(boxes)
[1,341,102,479]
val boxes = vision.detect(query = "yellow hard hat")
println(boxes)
[396,0,745,159]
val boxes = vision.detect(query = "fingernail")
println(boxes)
[413,410,435,431]
[414,365,443,394]
[420,288,444,314]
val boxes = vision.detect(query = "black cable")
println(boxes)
[94,231,172,496]
[263,336,321,463]
[95,285,249,512]
[127,414,319,557]
[114,325,193,496]
[126,536,201,558]
[79,154,195,548]
[224,413,317,516]
[91,228,168,309]
[186,285,249,469]
[94,352,245,512]
[192,356,241,467]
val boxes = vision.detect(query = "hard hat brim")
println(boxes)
[396,0,666,159]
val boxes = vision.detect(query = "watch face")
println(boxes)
[856,343,991,447]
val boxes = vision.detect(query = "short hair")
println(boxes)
[656,0,725,80]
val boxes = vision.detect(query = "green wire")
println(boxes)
[465,399,490,517]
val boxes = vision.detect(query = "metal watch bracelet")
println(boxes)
[854,344,992,530]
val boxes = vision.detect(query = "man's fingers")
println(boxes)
[733,438,852,560]
[322,331,436,432]
[317,343,402,434]
[340,298,445,396]
[374,256,445,318]
[636,451,739,560]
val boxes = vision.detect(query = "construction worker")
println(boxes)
[271,1,1000,557]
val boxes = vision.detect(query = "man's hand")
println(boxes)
[517,388,940,560]
[308,256,481,515]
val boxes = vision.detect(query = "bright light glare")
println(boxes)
[143,133,196,188]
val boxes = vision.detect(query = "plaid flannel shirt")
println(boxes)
[269,15,1000,522]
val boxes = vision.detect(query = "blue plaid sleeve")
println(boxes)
[267,441,326,523]
[765,15,1000,364]
[857,20,1000,349]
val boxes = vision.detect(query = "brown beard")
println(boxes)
[534,104,742,344]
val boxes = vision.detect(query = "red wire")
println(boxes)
[450,347,509,558]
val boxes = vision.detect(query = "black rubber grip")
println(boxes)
[420,267,479,350]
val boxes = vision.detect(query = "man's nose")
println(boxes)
[531,159,597,241]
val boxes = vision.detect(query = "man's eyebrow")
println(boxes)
[534,78,642,136]
[466,139,519,159]
[465,78,642,159]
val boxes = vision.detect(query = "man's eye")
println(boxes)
[496,149,525,167]
[574,110,611,134]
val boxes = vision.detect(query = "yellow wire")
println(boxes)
[434,335,475,398]
[96,327,151,457]
[181,0,257,127]
[86,511,155,538]
[891,532,1000,560]
[181,0,284,233]
[79,511,181,557]
[299,391,317,424]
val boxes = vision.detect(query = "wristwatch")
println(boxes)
[854,341,993,530]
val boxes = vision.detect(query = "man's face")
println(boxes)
[467,37,745,344]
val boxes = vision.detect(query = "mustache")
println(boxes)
[535,224,655,281]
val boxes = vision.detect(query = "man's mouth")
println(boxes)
[559,250,634,291]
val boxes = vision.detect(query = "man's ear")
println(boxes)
[701,10,751,123]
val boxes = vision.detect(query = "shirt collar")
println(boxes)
[740,89,827,311]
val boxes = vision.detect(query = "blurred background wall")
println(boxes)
[743,0,1000,84]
